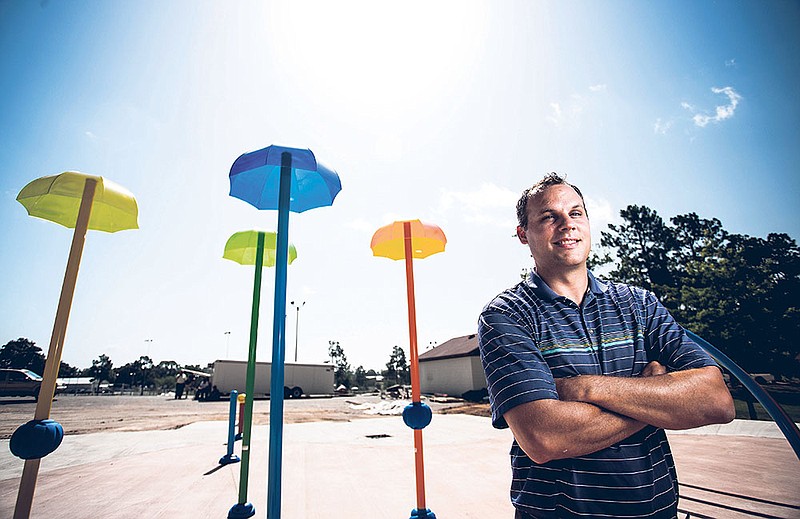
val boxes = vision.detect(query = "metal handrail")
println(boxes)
[686,330,800,460]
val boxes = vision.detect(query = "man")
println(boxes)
[175,371,187,400]
[478,173,735,518]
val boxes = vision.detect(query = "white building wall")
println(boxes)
[420,356,486,396]
[471,356,488,389]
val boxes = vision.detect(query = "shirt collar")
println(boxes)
[526,269,608,302]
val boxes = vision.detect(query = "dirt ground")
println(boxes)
[0,394,482,439]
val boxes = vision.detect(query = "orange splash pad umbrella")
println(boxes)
[370,220,446,519]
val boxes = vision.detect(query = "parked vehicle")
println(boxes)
[0,368,43,399]
[211,359,334,398]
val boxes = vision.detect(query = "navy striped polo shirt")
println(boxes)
[478,270,717,518]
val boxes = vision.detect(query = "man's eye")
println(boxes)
[570,212,583,218]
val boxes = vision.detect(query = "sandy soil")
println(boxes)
[0,394,482,439]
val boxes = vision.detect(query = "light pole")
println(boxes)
[290,301,305,362]
[224,331,231,358]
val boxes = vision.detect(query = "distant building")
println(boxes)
[56,377,109,394]
[419,333,487,397]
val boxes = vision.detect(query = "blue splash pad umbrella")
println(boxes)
[230,145,341,212]
[229,145,341,519]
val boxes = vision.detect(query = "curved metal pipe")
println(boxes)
[686,330,800,460]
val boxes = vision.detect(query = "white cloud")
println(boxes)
[546,84,607,127]
[725,58,737,68]
[547,102,563,126]
[685,86,742,127]
[438,183,519,228]
[654,118,673,135]
[586,196,617,247]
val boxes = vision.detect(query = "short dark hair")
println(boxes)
[516,172,587,229]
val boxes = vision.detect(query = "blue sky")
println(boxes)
[1,0,798,372]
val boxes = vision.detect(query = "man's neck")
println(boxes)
[535,266,589,305]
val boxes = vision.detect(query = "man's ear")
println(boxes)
[516,226,528,244]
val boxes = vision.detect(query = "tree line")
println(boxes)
[0,337,412,392]
[0,338,210,392]
[591,205,799,378]
[327,340,410,389]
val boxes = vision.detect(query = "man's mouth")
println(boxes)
[554,238,580,247]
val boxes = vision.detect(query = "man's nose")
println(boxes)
[558,214,576,230]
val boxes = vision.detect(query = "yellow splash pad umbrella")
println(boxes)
[13,171,138,519]
[17,171,138,232]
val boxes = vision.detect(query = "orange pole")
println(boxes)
[403,221,426,511]
[14,178,97,519]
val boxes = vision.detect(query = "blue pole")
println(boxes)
[267,152,292,518]
[686,330,800,460]
[220,390,241,465]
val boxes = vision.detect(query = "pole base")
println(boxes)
[228,502,256,518]
[219,454,241,466]
[410,508,436,519]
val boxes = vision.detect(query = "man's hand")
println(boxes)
[641,360,667,377]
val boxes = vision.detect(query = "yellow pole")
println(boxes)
[14,178,97,519]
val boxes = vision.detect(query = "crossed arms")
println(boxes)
[505,362,735,464]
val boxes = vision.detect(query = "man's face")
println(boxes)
[516,184,591,276]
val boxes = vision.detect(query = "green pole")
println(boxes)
[237,231,265,506]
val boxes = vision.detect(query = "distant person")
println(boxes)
[209,385,221,401]
[478,173,735,518]
[195,379,210,400]
[174,372,187,400]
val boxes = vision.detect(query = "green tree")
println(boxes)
[153,360,180,378]
[354,365,367,389]
[59,361,80,377]
[328,340,352,388]
[0,338,46,374]
[88,354,115,385]
[115,361,137,389]
[598,205,677,297]
[385,345,410,385]
[151,360,180,391]
[597,205,800,377]
[138,355,154,394]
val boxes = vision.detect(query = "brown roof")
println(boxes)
[419,334,479,362]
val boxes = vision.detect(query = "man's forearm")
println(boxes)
[505,398,647,464]
[556,366,735,430]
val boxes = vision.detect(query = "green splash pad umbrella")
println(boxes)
[223,230,297,519]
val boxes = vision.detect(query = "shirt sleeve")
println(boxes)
[478,302,558,429]
[640,289,719,371]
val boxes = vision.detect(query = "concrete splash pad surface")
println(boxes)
[1,416,798,518]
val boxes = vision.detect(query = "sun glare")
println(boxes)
[265,1,488,126]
